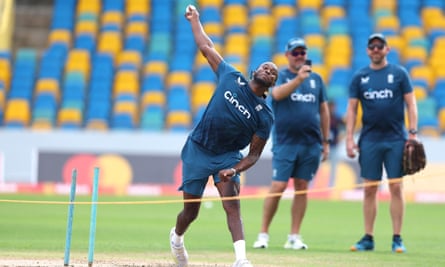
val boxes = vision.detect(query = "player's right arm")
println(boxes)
[345,98,359,158]
[185,5,222,72]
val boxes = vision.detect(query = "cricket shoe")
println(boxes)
[252,233,269,249]
[170,227,188,267]
[284,235,308,250]
[392,236,406,253]
[350,235,374,251]
[232,259,253,267]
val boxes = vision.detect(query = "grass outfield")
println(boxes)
[0,194,444,267]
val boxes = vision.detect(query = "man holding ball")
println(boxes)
[169,5,278,267]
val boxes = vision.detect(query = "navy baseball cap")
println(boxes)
[286,37,307,51]
[368,33,387,45]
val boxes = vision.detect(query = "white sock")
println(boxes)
[288,234,301,241]
[234,240,246,261]
[259,232,269,240]
[173,228,184,245]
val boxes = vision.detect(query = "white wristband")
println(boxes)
[230,168,237,176]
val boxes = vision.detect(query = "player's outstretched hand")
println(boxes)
[184,4,198,20]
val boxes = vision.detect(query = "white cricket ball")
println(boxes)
[186,4,196,12]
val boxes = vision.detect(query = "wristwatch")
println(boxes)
[408,129,418,135]
[323,138,332,144]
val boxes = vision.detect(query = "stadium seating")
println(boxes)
[1,0,445,135]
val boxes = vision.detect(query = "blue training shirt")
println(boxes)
[190,61,274,154]
[349,63,413,142]
[271,68,328,146]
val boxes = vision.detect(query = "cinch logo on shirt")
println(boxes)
[290,92,316,102]
[224,91,252,119]
[363,88,393,100]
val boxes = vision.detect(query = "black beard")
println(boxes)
[253,74,273,88]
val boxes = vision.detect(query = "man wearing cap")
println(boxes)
[346,33,418,253]
[253,37,330,250]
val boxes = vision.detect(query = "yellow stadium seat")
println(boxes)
[421,7,442,31]
[403,46,428,64]
[144,61,168,76]
[35,79,60,100]
[77,0,101,15]
[231,62,246,76]
[85,119,108,131]
[49,29,71,45]
[433,65,445,80]
[411,65,435,89]
[75,21,98,36]
[325,55,350,69]
[224,34,250,59]
[413,85,427,100]
[224,43,249,59]
[420,126,441,138]
[166,110,192,129]
[31,120,53,131]
[438,108,445,133]
[249,0,271,9]
[114,101,138,115]
[117,50,142,68]
[65,49,91,79]
[223,5,248,28]
[0,88,5,110]
[305,34,325,50]
[272,5,296,24]
[126,21,148,38]
[401,26,424,41]
[203,23,224,37]
[97,31,122,56]
[249,14,275,37]
[376,16,400,32]
[427,17,445,33]
[126,0,150,17]
[191,82,215,111]
[141,91,166,108]
[0,59,11,90]
[4,99,31,126]
[167,71,192,88]
[298,0,322,9]
[198,0,223,8]
[328,35,352,47]
[372,0,396,13]
[321,6,346,28]
[102,11,124,27]
[385,35,405,52]
[312,64,328,84]
[195,52,212,69]
[272,53,288,69]
[58,108,82,126]
[114,71,139,97]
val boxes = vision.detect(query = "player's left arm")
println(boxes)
[404,92,418,139]
[320,101,330,161]
[219,134,267,180]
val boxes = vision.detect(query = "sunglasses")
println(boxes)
[367,43,385,50]
[290,50,306,57]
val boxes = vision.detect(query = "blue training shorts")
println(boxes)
[179,137,242,196]
[358,140,405,180]
[272,143,322,182]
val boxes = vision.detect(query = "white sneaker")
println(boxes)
[232,259,253,267]
[170,227,188,267]
[253,233,269,249]
[284,235,308,250]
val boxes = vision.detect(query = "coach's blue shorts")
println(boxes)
[179,137,242,196]
[272,143,322,182]
[358,140,405,180]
